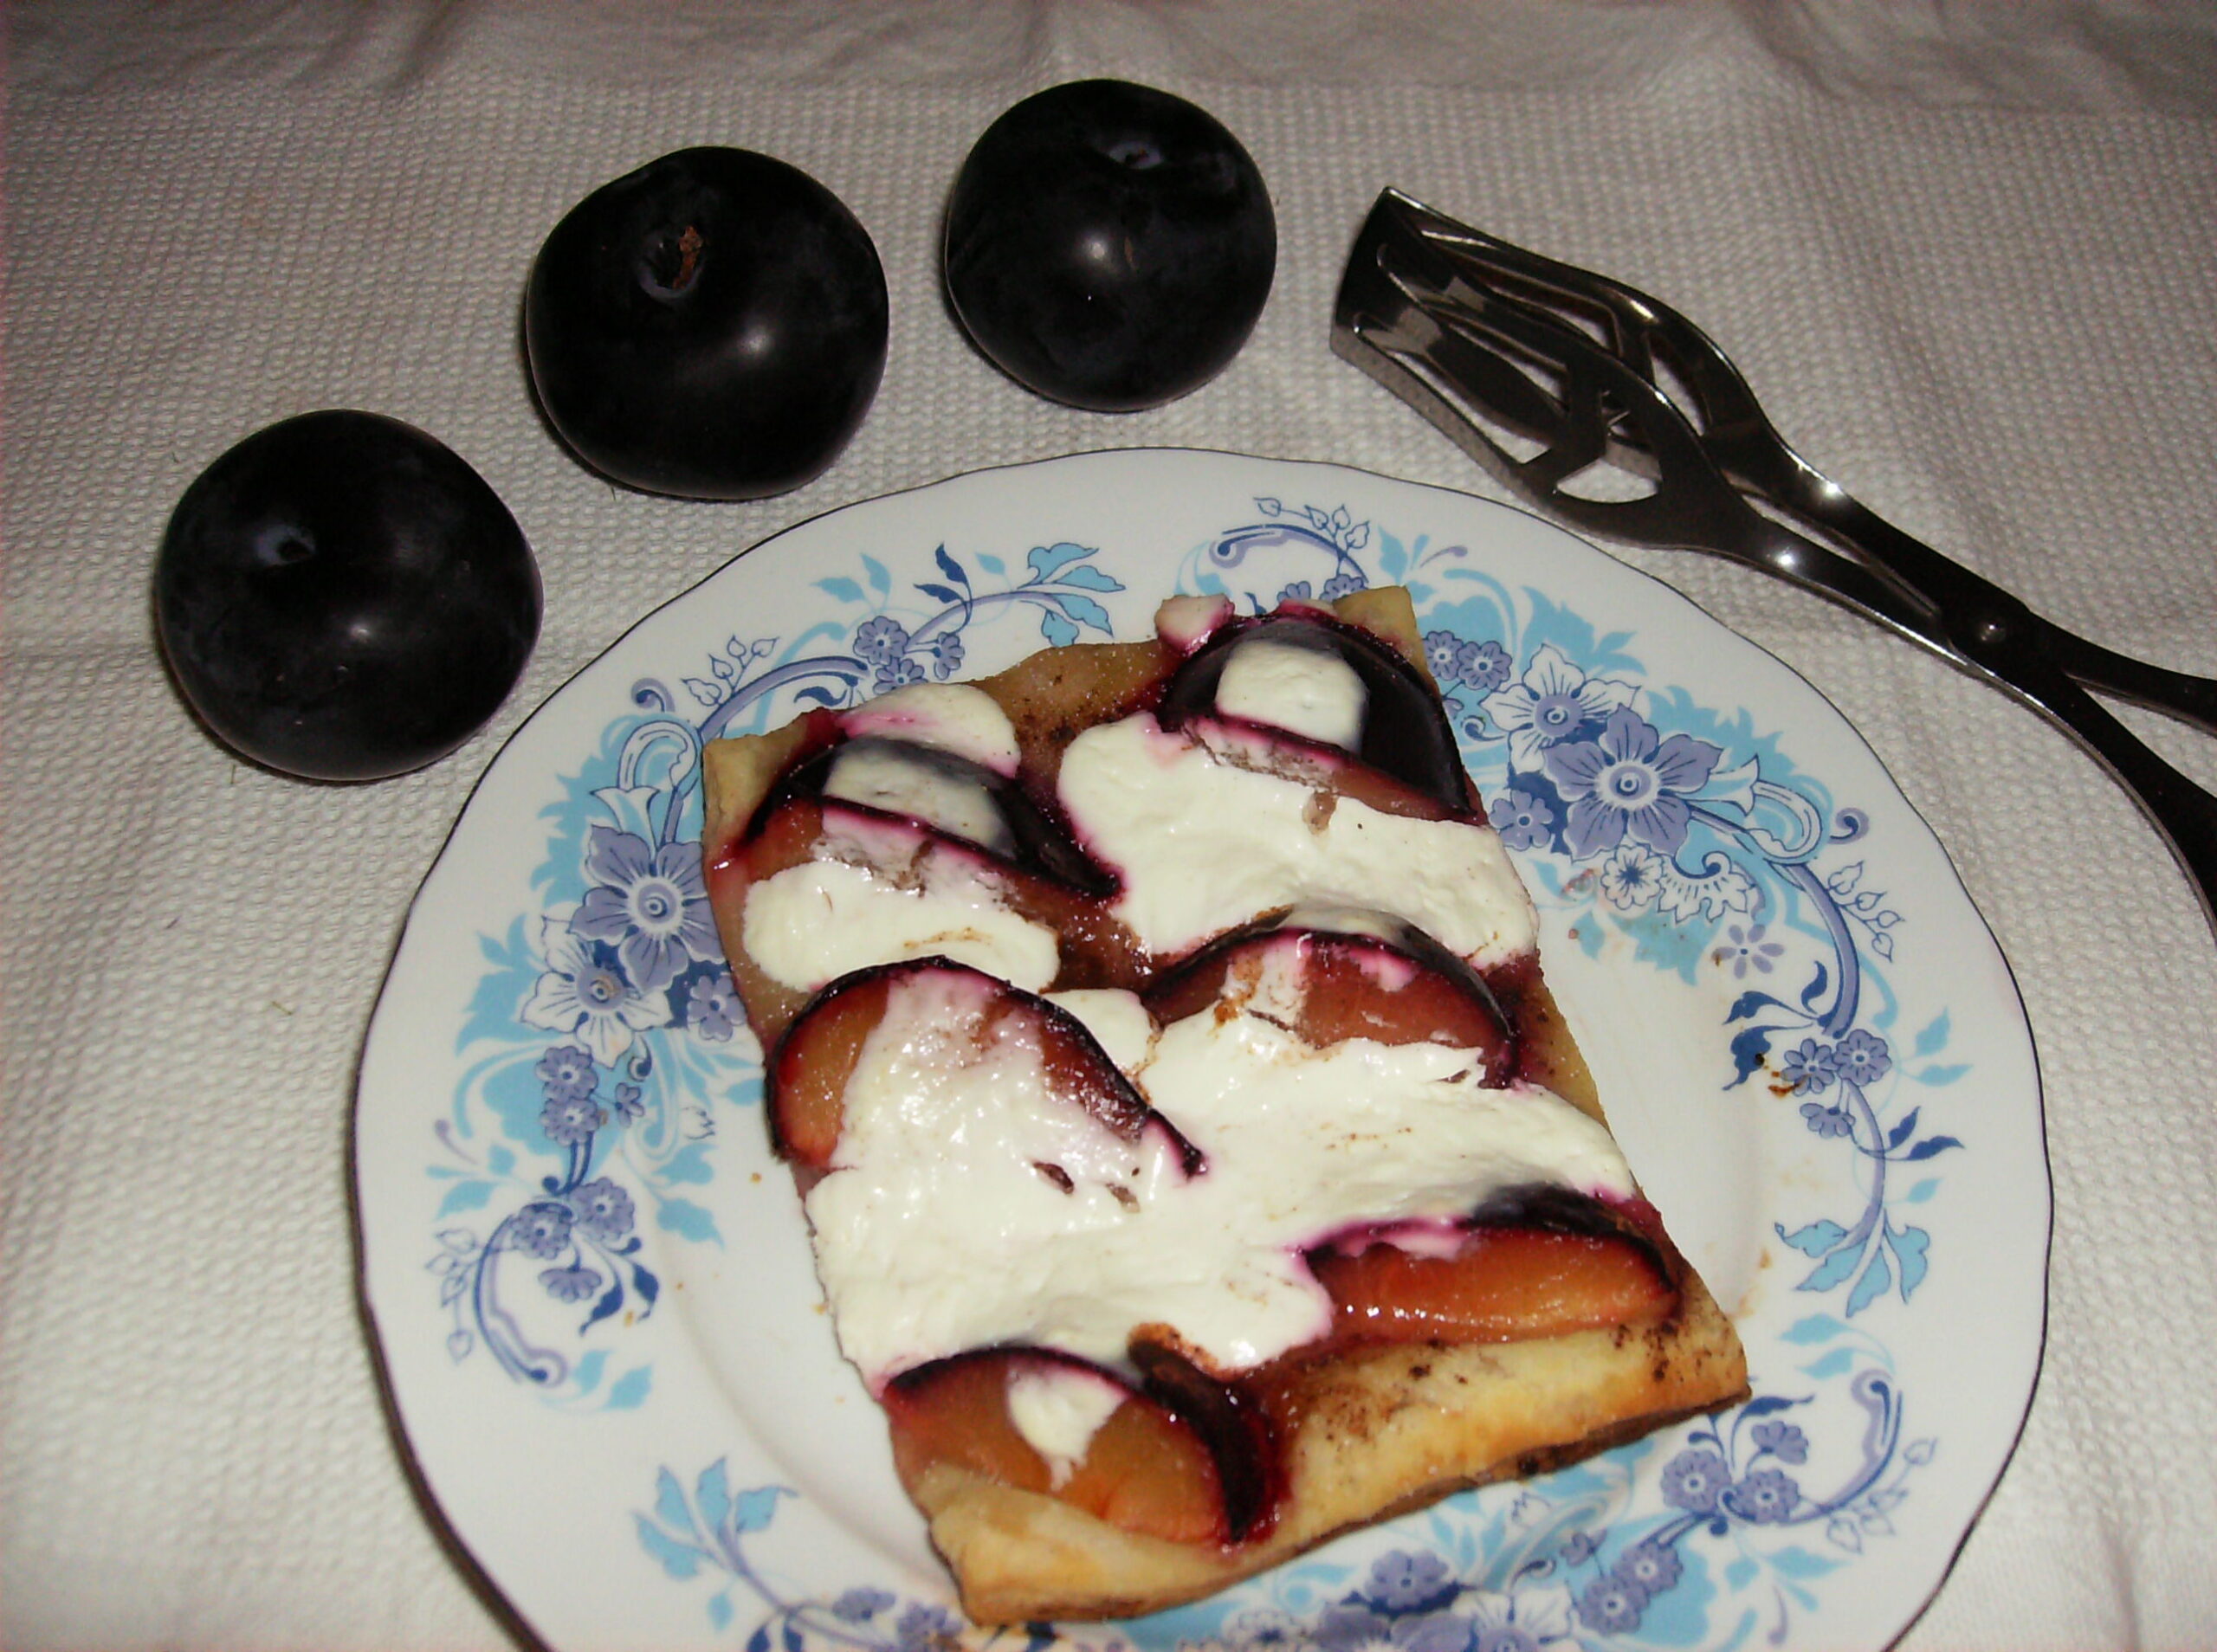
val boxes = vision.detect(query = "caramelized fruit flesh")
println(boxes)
[769,959,1191,1171]
[1145,923,1514,1083]
[884,1349,1232,1545]
[1311,1225,1677,1345]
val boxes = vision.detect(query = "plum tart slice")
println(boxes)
[701,587,1747,1624]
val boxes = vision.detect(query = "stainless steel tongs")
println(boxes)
[1333,185,2217,937]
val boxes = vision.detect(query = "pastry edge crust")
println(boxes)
[915,1274,1745,1623]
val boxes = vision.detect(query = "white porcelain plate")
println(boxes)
[357,450,2046,1652]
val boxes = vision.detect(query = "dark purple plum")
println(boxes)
[525,147,888,500]
[944,80,1275,412]
[153,410,540,783]
[1158,613,1472,815]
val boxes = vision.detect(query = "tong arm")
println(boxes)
[1336,224,1937,639]
[1335,189,2217,935]
[1380,191,2217,738]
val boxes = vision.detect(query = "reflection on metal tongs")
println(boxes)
[1333,186,2217,939]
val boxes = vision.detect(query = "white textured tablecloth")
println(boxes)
[6,3,2216,1647]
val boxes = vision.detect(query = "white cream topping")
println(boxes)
[805,969,1634,1386]
[823,741,1012,854]
[1215,636,1367,751]
[1005,1364,1130,1487]
[840,682,1019,775]
[742,816,1058,992]
[1043,988,1158,1073]
[1057,713,1537,967]
[805,971,1188,1384]
[1278,904,1412,942]
[1154,593,1233,654]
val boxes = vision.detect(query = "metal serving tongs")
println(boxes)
[1333,185,2217,938]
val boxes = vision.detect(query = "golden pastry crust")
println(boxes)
[921,1280,1742,1623]
[700,588,1748,1624]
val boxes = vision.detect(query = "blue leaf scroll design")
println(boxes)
[634,1459,1049,1650]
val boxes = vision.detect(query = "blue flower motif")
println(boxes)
[927,630,965,680]
[1488,787,1557,852]
[684,972,740,1042]
[1613,1538,1682,1596]
[535,1043,597,1106]
[891,1601,963,1651]
[1575,1575,1645,1635]
[572,826,719,993]
[1464,1585,1578,1652]
[1367,1547,1457,1612]
[1832,1027,1893,1087]
[1557,1529,1599,1567]
[1395,1614,1475,1652]
[540,1264,601,1303]
[1716,920,1785,978]
[1483,643,1637,767]
[1544,707,1723,859]
[1598,842,1664,910]
[1320,568,1368,601]
[1660,1447,1731,1513]
[1317,1604,1470,1652]
[1454,638,1512,696]
[1315,1604,1394,1650]
[1723,1467,1801,1524]
[521,918,672,1068]
[512,1201,574,1260]
[874,657,928,694]
[852,616,909,667]
[1424,630,1464,684]
[1752,1419,1810,1464]
[1800,1100,1854,1139]
[540,1092,603,1146]
[1782,1038,1836,1094]
[831,1587,894,1623]
[1215,1609,1305,1649]
[612,1081,644,1120]
[572,1177,635,1242]
[1277,580,1315,605]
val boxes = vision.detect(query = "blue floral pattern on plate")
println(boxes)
[357,452,2045,1652]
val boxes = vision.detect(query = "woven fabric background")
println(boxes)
[5,3,2215,1647]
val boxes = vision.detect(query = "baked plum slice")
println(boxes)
[1127,1338,1279,1543]
[1156,611,1472,817]
[768,958,1195,1174]
[885,1347,1257,1546]
[713,772,1142,1049]
[1310,1188,1677,1346]
[1143,909,1516,1081]
[758,735,1116,895]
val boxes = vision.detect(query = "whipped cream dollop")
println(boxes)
[839,681,1019,775]
[741,811,1059,992]
[1213,635,1367,750]
[1057,712,1537,967]
[1005,1363,1130,1487]
[822,740,1013,855]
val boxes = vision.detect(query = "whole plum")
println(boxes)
[154,410,540,782]
[944,80,1276,412]
[526,147,888,500]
